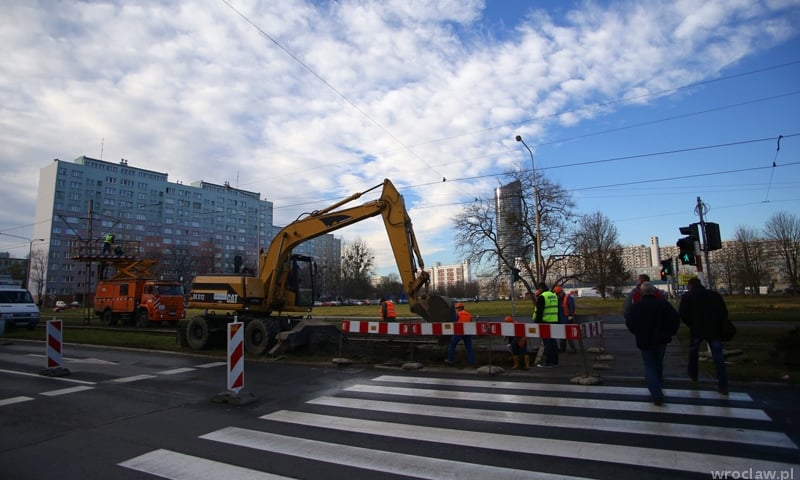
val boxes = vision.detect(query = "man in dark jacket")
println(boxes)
[679,276,730,395]
[625,282,680,405]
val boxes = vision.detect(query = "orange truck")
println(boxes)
[94,278,185,327]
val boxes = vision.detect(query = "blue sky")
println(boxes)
[1,1,799,275]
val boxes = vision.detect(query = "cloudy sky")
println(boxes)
[1,0,799,275]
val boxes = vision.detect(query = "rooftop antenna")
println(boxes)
[100,137,104,159]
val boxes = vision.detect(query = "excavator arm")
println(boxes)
[259,179,453,321]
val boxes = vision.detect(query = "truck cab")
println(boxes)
[95,279,185,327]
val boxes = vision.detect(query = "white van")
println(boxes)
[0,286,40,330]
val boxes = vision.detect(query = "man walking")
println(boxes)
[625,282,680,405]
[680,277,730,395]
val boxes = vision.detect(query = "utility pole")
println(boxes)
[695,196,714,289]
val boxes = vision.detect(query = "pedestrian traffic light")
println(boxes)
[676,237,696,265]
[660,259,673,276]
[511,267,521,282]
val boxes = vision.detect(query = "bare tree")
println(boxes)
[733,226,768,295]
[340,238,374,299]
[764,211,800,292]
[453,167,576,299]
[571,211,629,299]
[29,249,48,303]
[711,242,738,294]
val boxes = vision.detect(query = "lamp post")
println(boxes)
[0,233,46,289]
[515,135,543,284]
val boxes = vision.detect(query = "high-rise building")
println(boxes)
[32,156,339,300]
[495,180,524,276]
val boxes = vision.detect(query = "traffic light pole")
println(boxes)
[695,196,714,289]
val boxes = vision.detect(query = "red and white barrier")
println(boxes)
[227,321,244,394]
[46,319,63,368]
[340,320,603,340]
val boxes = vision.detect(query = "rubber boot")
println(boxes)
[512,355,521,369]
[523,354,531,370]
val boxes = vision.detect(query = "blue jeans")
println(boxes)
[688,336,728,392]
[640,344,667,401]
[448,335,475,365]
[542,338,559,365]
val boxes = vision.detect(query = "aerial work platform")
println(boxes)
[69,239,152,280]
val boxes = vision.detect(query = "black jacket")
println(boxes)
[625,294,680,350]
[679,285,729,340]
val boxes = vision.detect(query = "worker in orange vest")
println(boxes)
[379,297,396,321]
[445,302,475,366]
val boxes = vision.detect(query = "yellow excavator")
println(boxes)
[181,178,454,354]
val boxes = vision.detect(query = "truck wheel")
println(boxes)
[244,319,276,355]
[186,316,210,350]
[136,310,150,328]
[103,309,117,326]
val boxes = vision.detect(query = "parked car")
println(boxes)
[53,300,67,311]
[70,301,81,308]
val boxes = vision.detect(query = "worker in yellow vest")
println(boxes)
[533,283,559,367]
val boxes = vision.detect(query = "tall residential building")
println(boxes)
[495,180,524,276]
[33,156,339,300]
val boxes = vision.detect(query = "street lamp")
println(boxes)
[515,135,544,284]
[0,233,46,289]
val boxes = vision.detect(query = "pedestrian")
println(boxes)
[504,315,529,369]
[102,232,115,254]
[379,296,396,322]
[679,277,730,395]
[624,281,680,405]
[445,302,475,366]
[623,273,662,319]
[554,285,577,353]
[533,283,559,367]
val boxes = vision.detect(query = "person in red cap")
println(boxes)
[554,286,577,353]
[445,302,475,366]
[504,315,529,369]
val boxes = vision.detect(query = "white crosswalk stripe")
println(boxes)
[119,374,799,479]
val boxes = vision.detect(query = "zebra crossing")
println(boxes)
[120,374,799,480]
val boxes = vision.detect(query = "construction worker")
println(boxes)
[554,286,577,353]
[505,315,529,369]
[533,283,560,367]
[379,296,396,321]
[102,233,115,254]
[445,302,475,366]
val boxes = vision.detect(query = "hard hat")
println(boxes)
[553,285,563,294]
[455,302,464,309]
[504,315,514,323]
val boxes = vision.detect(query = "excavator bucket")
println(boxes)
[412,294,455,322]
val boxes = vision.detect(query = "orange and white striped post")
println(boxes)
[227,320,244,394]
[46,319,63,368]
[40,318,70,377]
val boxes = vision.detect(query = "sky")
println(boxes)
[1,0,799,276]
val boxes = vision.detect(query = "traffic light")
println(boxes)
[660,259,673,276]
[705,222,722,251]
[676,237,696,265]
[511,267,521,282]
[679,223,700,240]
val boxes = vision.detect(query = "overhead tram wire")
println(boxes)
[219,0,447,183]
[267,132,800,211]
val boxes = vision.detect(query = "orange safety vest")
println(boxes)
[457,309,472,323]
[380,300,396,320]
